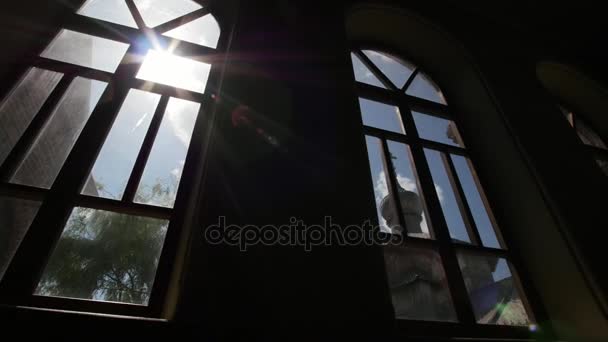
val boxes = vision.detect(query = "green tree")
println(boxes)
[36,181,172,305]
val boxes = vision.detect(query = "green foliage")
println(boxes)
[36,207,168,305]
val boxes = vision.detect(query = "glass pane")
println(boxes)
[12,78,108,189]
[362,50,414,89]
[457,251,531,325]
[133,0,202,28]
[0,68,63,166]
[82,89,162,199]
[575,116,607,150]
[406,72,447,105]
[0,197,41,281]
[424,149,471,243]
[36,207,168,305]
[451,155,501,248]
[351,53,385,89]
[384,245,457,321]
[78,0,138,28]
[164,14,220,48]
[413,111,465,147]
[137,50,211,94]
[358,98,404,134]
[135,97,199,207]
[41,30,129,73]
[365,136,396,233]
[386,141,432,238]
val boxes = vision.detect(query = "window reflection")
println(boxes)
[386,141,432,238]
[12,78,108,189]
[36,207,168,305]
[457,252,531,325]
[0,197,41,281]
[0,68,63,166]
[384,245,457,321]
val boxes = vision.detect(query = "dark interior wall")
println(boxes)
[177,1,395,338]
[0,0,85,95]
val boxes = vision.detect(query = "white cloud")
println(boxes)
[365,50,393,64]
[373,170,445,234]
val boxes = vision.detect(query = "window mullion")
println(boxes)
[395,101,477,324]
[122,95,170,203]
[401,68,419,92]
[441,153,483,246]
[0,43,145,302]
[380,138,409,235]
[0,75,74,182]
[354,50,399,91]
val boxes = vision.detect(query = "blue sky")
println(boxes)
[354,51,501,249]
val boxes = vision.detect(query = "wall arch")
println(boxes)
[346,4,608,340]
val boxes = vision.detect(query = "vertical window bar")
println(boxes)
[0,75,74,182]
[441,152,483,246]
[125,0,147,30]
[395,102,477,324]
[459,156,506,249]
[0,43,146,301]
[379,138,408,235]
[122,95,170,203]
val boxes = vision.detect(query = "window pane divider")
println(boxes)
[357,82,451,120]
[0,183,46,202]
[395,103,477,324]
[125,0,147,30]
[362,126,408,143]
[153,7,210,33]
[0,75,74,182]
[122,95,170,203]
[32,58,114,82]
[0,43,144,302]
[441,152,483,246]
[401,68,419,92]
[379,138,408,235]
[354,50,398,91]
[78,194,172,220]
[420,139,467,156]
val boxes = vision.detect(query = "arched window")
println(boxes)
[559,106,608,175]
[537,62,608,176]
[0,0,225,316]
[351,49,535,326]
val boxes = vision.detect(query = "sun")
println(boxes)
[136,49,211,94]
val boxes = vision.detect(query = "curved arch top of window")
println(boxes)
[77,0,220,49]
[537,62,608,176]
[351,49,447,105]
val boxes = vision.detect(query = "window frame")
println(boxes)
[0,0,231,318]
[351,43,546,339]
